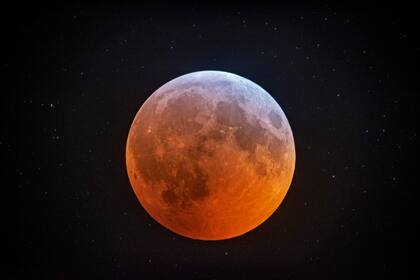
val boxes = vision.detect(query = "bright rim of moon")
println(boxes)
[126,71,295,240]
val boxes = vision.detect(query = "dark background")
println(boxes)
[11,2,417,279]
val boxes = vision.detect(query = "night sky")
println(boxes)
[13,2,417,279]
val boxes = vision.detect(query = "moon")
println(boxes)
[126,71,295,240]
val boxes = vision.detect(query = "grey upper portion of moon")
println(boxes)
[126,71,295,239]
[153,71,292,143]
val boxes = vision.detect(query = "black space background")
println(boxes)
[9,2,417,279]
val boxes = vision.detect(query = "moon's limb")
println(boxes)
[126,71,295,240]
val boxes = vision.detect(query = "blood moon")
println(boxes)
[126,71,295,240]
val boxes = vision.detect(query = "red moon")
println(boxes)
[126,71,295,240]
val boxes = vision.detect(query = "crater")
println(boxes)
[255,161,268,177]
[268,137,286,159]
[212,80,232,90]
[162,188,178,205]
[160,163,209,208]
[268,111,283,129]
[188,131,224,159]
[236,94,248,104]
[159,92,206,135]
[215,100,267,158]
[187,166,209,200]
[215,101,245,127]
[234,118,266,154]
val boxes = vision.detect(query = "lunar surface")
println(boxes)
[126,71,295,240]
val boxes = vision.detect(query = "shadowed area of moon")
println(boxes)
[126,71,295,240]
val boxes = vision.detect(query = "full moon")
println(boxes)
[126,71,295,240]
